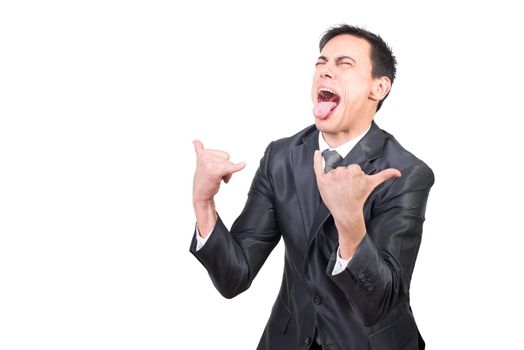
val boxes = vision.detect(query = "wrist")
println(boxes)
[338,233,364,259]
[193,199,217,237]
[193,197,215,211]
[333,211,365,260]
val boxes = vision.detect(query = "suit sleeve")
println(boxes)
[189,143,281,299]
[326,163,434,326]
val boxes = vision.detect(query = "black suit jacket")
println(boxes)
[190,122,434,350]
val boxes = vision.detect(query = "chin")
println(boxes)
[314,119,334,134]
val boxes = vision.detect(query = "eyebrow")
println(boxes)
[336,55,356,63]
[317,55,356,63]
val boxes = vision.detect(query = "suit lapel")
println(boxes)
[292,129,321,234]
[306,122,385,250]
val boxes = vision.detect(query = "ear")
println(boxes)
[369,76,391,102]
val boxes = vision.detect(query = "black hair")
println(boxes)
[319,24,397,112]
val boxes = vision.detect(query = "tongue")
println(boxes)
[313,101,337,119]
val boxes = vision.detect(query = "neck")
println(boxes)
[322,122,372,148]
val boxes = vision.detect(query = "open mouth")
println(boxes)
[318,88,340,105]
[314,88,340,119]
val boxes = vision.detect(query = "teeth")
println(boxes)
[319,87,338,95]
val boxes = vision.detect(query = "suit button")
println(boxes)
[304,336,311,345]
[313,295,323,305]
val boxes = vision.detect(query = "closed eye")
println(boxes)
[335,55,356,67]
[338,61,352,67]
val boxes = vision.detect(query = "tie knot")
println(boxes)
[322,149,342,173]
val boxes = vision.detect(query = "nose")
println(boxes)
[319,65,334,79]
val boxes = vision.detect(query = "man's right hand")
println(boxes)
[192,140,246,236]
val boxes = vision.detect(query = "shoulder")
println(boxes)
[375,125,435,189]
[271,124,317,148]
[263,124,317,157]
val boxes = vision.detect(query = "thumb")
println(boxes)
[231,161,246,174]
[369,168,401,188]
[223,162,246,183]
[193,140,204,156]
[313,150,324,179]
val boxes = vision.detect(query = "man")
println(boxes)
[190,24,434,350]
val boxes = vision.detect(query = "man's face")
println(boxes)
[312,34,376,138]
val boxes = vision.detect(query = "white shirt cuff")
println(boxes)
[195,224,214,251]
[331,246,352,275]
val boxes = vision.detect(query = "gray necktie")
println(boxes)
[322,149,343,173]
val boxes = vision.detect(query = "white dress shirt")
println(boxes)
[195,125,371,276]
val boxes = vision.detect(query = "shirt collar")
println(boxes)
[318,125,371,159]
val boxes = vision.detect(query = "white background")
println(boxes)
[1,1,523,349]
